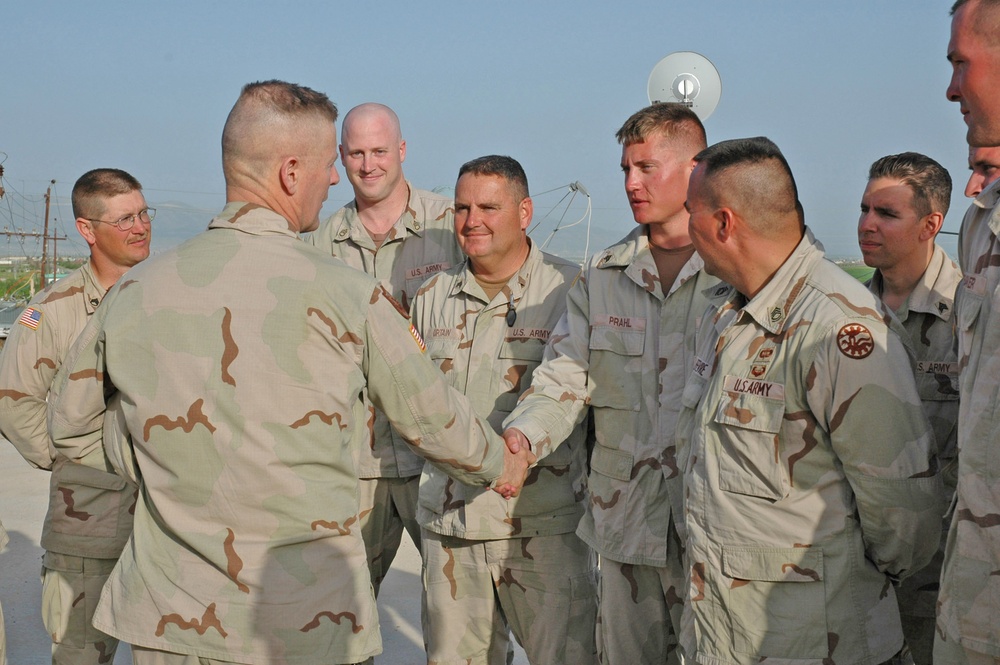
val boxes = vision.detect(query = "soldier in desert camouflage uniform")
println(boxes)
[939,3,1000,662]
[0,168,151,665]
[504,103,717,665]
[46,80,531,665]
[412,155,596,664]
[306,103,463,596]
[0,519,7,665]
[679,136,941,665]
[857,152,960,665]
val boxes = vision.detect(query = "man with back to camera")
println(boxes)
[306,102,464,596]
[502,102,718,665]
[0,167,151,665]
[45,80,532,665]
[857,152,960,665]
[940,1,1000,662]
[679,136,941,665]
[412,155,597,664]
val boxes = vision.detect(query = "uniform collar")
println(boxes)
[80,261,107,314]
[868,243,959,323]
[593,225,704,300]
[330,181,426,247]
[453,240,540,306]
[208,202,299,238]
[706,227,824,335]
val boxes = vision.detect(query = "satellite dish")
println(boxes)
[647,51,722,120]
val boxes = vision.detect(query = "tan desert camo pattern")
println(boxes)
[867,242,961,661]
[504,226,718,664]
[937,177,1000,660]
[0,261,134,665]
[677,228,942,665]
[412,241,597,663]
[47,203,505,665]
[306,183,463,479]
[412,241,587,539]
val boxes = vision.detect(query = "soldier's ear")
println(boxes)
[717,208,735,242]
[920,211,944,241]
[76,217,97,246]
[279,157,299,195]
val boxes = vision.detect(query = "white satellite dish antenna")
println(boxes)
[647,51,722,120]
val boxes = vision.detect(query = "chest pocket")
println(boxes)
[714,390,788,501]
[495,337,547,413]
[427,337,460,376]
[954,281,984,367]
[588,326,645,411]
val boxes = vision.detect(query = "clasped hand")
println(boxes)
[492,428,536,499]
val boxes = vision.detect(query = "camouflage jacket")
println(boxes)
[505,225,718,566]
[941,177,1000,657]
[677,228,941,664]
[48,203,506,665]
[0,262,136,559]
[412,241,587,540]
[306,183,463,479]
[867,243,962,620]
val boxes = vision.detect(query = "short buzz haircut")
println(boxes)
[615,102,707,151]
[693,137,800,235]
[457,155,529,203]
[868,152,952,218]
[72,168,143,220]
[951,0,1000,44]
[222,80,338,177]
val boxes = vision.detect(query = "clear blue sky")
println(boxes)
[0,1,968,260]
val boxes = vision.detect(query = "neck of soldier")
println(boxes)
[89,255,131,291]
[646,211,692,250]
[356,179,410,236]
[875,246,934,313]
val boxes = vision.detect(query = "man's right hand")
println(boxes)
[493,428,536,499]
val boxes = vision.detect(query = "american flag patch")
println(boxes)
[17,307,42,330]
[409,324,426,352]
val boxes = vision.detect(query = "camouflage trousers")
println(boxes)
[132,644,368,664]
[896,516,947,665]
[421,529,598,665]
[357,475,421,597]
[934,633,1000,665]
[596,549,685,664]
[41,552,120,665]
[0,594,6,665]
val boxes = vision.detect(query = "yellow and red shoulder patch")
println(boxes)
[17,307,42,330]
[409,324,426,353]
[836,323,874,359]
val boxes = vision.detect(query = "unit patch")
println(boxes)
[836,323,874,359]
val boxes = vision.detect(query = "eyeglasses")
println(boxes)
[85,208,155,231]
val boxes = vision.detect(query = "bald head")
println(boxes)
[692,137,800,238]
[342,103,402,145]
[222,80,338,184]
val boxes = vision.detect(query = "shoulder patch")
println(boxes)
[836,323,874,359]
[409,324,426,353]
[17,307,42,330]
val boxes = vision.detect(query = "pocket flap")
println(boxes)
[590,443,633,482]
[722,546,823,582]
[55,458,127,491]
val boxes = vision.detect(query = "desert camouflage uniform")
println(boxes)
[677,228,941,665]
[47,203,506,665]
[412,242,596,664]
[936,178,1000,664]
[307,183,462,593]
[0,261,134,665]
[505,225,718,665]
[0,519,8,665]
[867,243,961,665]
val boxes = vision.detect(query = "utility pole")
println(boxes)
[0,179,66,292]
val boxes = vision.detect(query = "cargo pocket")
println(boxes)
[713,389,788,501]
[586,443,632,544]
[427,337,459,376]
[49,460,127,539]
[722,545,827,658]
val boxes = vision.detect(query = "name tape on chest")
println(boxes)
[961,273,987,297]
[507,328,551,341]
[592,313,646,331]
[723,374,785,400]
